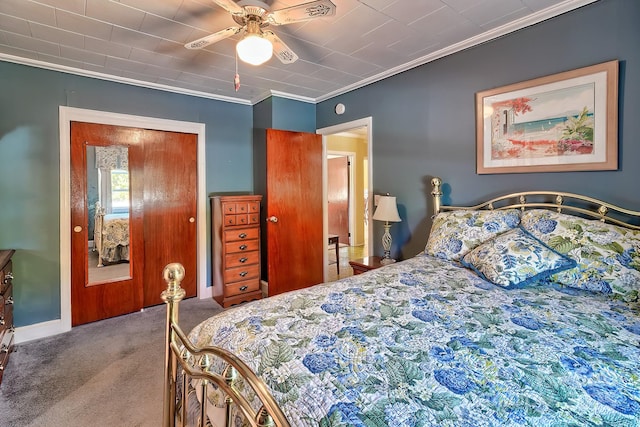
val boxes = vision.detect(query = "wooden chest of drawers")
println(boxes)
[0,249,15,386]
[211,195,263,307]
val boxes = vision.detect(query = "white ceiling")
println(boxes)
[0,0,596,105]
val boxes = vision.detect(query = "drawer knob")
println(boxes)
[239,257,248,263]
[239,245,247,250]
[239,271,248,277]
[3,272,13,284]
[0,318,4,326]
[5,297,13,305]
[238,233,247,239]
[239,286,248,291]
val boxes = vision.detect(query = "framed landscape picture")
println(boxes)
[476,60,618,174]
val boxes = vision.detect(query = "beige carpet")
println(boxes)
[0,297,223,427]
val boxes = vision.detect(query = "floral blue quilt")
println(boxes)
[188,254,640,426]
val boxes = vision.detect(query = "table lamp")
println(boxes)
[372,194,401,264]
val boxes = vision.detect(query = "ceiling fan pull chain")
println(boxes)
[234,51,241,92]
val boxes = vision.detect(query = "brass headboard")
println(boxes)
[431,177,640,231]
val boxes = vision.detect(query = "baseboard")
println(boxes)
[16,285,212,344]
[15,319,70,344]
[261,280,268,297]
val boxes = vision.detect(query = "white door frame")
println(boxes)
[317,117,373,281]
[16,106,208,343]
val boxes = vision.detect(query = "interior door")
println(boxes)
[266,129,323,296]
[327,156,350,245]
[142,130,198,306]
[71,122,144,326]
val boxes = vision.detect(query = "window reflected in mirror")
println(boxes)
[87,145,132,285]
[108,169,130,213]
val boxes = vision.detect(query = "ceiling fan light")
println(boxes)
[236,35,273,66]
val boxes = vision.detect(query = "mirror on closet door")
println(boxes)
[87,145,132,285]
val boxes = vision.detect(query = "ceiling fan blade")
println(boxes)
[185,27,242,49]
[264,31,299,64]
[267,0,336,26]
[211,0,245,16]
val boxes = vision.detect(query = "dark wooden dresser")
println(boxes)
[0,249,15,385]
[210,195,263,308]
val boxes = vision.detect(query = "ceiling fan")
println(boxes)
[185,0,337,66]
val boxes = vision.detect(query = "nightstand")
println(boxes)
[349,256,384,275]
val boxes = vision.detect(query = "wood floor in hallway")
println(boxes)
[327,244,367,282]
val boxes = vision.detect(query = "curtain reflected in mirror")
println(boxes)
[87,145,132,285]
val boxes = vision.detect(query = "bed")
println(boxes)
[93,202,130,267]
[162,177,640,427]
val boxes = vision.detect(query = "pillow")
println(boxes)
[425,209,521,261]
[521,209,640,302]
[460,227,576,288]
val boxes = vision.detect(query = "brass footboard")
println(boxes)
[161,263,290,427]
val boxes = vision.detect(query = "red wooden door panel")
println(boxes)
[327,156,349,244]
[71,122,143,326]
[142,130,197,306]
[266,129,323,296]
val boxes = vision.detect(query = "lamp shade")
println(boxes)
[236,34,273,66]
[372,195,401,222]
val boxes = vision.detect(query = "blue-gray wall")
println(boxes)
[0,62,253,327]
[317,0,640,260]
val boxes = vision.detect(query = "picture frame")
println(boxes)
[475,60,618,174]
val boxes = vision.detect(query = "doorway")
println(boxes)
[54,107,207,337]
[327,154,351,245]
[318,118,373,282]
[70,122,198,325]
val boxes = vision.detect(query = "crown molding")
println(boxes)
[0,0,597,107]
[0,53,253,106]
[315,0,599,102]
[269,90,316,103]
[249,89,316,105]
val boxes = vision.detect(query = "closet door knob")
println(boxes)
[267,216,278,223]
